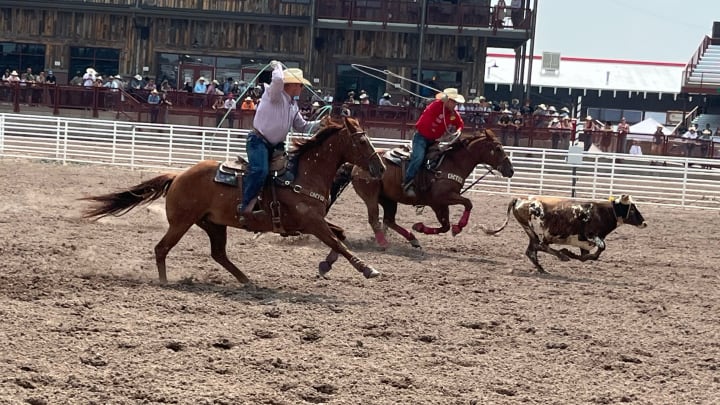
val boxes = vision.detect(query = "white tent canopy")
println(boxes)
[627,117,672,141]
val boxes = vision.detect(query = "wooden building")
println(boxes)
[0,0,534,102]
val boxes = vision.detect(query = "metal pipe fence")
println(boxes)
[2,113,719,210]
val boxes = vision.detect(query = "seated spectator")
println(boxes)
[46,70,57,85]
[7,70,20,82]
[340,103,352,117]
[240,96,255,111]
[359,91,370,105]
[378,92,394,106]
[69,71,83,86]
[629,140,643,156]
[83,68,97,87]
[144,78,157,91]
[1,69,10,81]
[681,126,698,156]
[219,93,237,128]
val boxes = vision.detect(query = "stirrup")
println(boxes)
[403,182,416,198]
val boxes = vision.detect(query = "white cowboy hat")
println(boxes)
[86,67,97,74]
[312,101,320,107]
[586,115,593,120]
[537,103,547,110]
[383,92,391,98]
[10,70,18,76]
[436,88,465,103]
[134,74,142,81]
[198,76,206,82]
[282,68,311,86]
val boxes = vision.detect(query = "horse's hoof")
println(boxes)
[451,225,461,236]
[363,267,381,279]
[318,261,332,277]
[409,239,422,249]
[412,222,424,232]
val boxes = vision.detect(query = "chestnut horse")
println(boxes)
[81,117,386,283]
[331,130,514,250]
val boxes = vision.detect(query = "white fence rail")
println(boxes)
[2,113,719,210]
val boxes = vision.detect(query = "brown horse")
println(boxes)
[81,116,386,283]
[331,129,514,250]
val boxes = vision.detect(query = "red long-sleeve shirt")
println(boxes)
[415,99,465,141]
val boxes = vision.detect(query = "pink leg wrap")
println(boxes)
[413,222,440,235]
[457,210,471,228]
[374,231,389,247]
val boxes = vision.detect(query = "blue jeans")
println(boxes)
[404,132,432,185]
[241,132,274,211]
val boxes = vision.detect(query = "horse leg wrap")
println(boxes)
[374,231,389,248]
[452,210,471,236]
[413,222,440,235]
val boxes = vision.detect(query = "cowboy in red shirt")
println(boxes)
[403,88,465,197]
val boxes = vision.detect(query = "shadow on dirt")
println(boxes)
[84,272,368,306]
[509,269,634,287]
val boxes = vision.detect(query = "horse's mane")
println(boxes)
[290,119,344,156]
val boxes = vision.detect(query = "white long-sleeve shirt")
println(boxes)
[252,64,318,145]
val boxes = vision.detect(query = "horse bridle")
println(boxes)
[345,122,382,168]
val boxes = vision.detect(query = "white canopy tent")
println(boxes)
[627,117,672,141]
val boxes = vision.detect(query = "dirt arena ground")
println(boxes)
[1,158,719,405]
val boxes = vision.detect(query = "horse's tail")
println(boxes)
[80,173,177,219]
[481,198,516,235]
[328,162,355,211]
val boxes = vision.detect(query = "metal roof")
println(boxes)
[485,53,686,95]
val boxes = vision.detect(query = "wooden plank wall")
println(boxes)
[71,0,312,16]
[0,5,479,88]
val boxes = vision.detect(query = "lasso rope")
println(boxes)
[350,63,441,103]
[216,61,330,138]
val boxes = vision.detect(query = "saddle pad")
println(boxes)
[214,169,239,187]
[214,159,246,186]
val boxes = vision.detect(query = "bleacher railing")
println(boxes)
[1,113,719,211]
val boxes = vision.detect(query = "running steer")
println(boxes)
[482,195,647,273]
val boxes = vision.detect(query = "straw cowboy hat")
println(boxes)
[282,68,311,86]
[436,88,465,103]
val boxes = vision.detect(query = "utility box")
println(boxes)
[567,145,584,166]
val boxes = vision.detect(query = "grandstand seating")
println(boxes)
[684,39,720,93]
[687,44,720,87]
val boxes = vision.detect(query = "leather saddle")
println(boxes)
[383,143,446,170]
[214,149,295,187]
